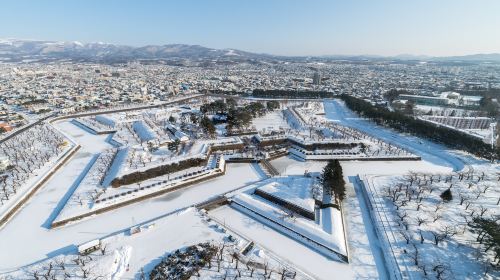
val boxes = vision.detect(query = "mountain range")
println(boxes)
[1,38,499,64]
[0,39,275,64]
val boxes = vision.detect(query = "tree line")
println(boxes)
[253,89,336,99]
[110,157,205,187]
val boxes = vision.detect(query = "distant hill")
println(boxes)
[0,38,499,64]
[430,53,500,62]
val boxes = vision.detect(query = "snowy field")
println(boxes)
[252,110,290,132]
[270,156,452,178]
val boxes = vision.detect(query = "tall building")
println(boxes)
[313,72,321,85]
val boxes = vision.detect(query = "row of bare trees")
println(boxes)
[27,245,108,280]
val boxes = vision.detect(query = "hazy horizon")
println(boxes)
[1,0,500,57]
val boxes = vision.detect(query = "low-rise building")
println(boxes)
[0,122,13,132]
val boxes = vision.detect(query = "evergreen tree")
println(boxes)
[469,217,500,266]
[321,159,346,203]
[227,108,252,129]
[200,116,215,137]
[189,113,198,124]
[226,98,237,109]
[332,159,346,201]
[321,160,335,196]
[440,188,453,202]
[266,100,280,111]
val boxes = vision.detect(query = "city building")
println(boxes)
[313,72,321,85]
[0,122,13,132]
[421,116,493,130]
[398,92,482,108]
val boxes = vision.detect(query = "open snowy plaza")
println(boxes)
[0,96,498,280]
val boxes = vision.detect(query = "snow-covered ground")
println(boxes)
[362,164,500,279]
[1,97,495,280]
[74,116,116,133]
[209,205,352,280]
[0,119,263,271]
[2,206,314,280]
[323,100,467,171]
[0,123,75,226]
[54,155,226,224]
[270,156,452,178]
[231,192,347,259]
[256,177,316,214]
[252,110,290,132]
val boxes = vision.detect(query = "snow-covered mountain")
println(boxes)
[0,38,499,64]
[0,39,273,63]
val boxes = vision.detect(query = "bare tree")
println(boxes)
[478,205,488,217]
[465,200,473,210]
[432,263,449,280]
[432,212,442,223]
[417,216,428,226]
[408,243,419,265]
[100,244,107,255]
[80,267,90,279]
[431,226,456,246]
[459,194,468,206]
[397,210,408,221]
[399,230,411,244]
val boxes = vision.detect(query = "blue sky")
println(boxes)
[1,0,499,56]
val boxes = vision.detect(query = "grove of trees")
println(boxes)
[470,217,500,265]
[266,100,280,111]
[200,98,269,132]
[149,241,298,279]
